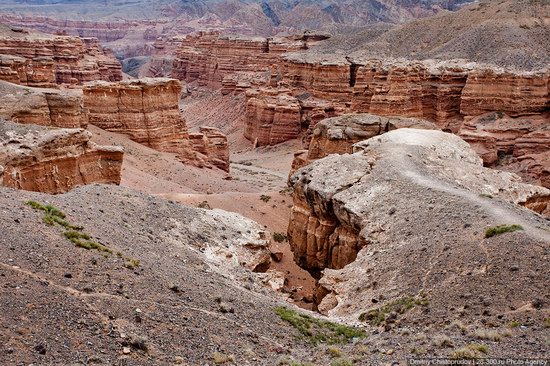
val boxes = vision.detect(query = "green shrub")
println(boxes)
[275,307,365,345]
[273,232,287,243]
[358,295,429,326]
[485,224,523,238]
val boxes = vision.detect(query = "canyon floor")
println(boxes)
[90,121,317,310]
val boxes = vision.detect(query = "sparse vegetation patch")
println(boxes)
[450,343,488,359]
[275,307,365,346]
[273,232,287,242]
[26,200,138,267]
[358,295,429,326]
[484,224,523,238]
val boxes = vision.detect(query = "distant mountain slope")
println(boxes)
[308,0,550,70]
[0,0,475,34]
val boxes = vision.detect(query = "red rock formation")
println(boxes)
[0,25,121,86]
[83,78,194,159]
[243,54,550,186]
[0,54,56,87]
[460,69,549,118]
[171,31,322,92]
[0,120,123,194]
[458,112,550,187]
[189,126,230,172]
[0,80,87,128]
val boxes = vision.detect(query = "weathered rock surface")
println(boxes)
[189,126,230,172]
[0,120,123,193]
[83,78,194,158]
[172,31,325,92]
[240,54,550,186]
[0,80,87,128]
[288,128,550,320]
[458,112,550,188]
[83,78,230,170]
[0,184,320,365]
[0,54,55,87]
[289,113,439,177]
[0,24,121,86]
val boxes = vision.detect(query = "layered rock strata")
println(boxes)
[171,31,328,92]
[189,126,230,172]
[0,120,123,194]
[83,78,194,159]
[0,25,122,85]
[83,78,230,170]
[245,54,550,186]
[287,129,550,316]
[0,80,87,128]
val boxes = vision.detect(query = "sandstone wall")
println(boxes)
[189,126,230,172]
[83,78,230,170]
[83,78,193,158]
[0,26,122,86]
[171,31,325,92]
[0,81,87,128]
[0,120,123,194]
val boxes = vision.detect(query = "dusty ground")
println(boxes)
[90,123,315,309]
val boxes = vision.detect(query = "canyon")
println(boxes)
[0,0,548,364]
[168,29,550,187]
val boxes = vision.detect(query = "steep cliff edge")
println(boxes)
[0,120,123,194]
[83,78,230,171]
[0,24,121,86]
[0,80,87,128]
[288,129,550,322]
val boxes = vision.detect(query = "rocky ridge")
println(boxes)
[288,129,550,318]
[0,24,121,86]
[0,120,123,194]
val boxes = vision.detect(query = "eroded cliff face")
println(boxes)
[83,78,193,158]
[0,80,87,128]
[287,129,550,316]
[189,126,230,172]
[0,120,123,194]
[247,54,550,186]
[171,31,328,92]
[83,78,230,170]
[0,25,121,86]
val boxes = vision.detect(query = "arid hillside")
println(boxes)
[0,0,474,57]
[309,0,550,70]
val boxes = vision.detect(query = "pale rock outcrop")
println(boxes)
[288,128,550,318]
[290,113,438,177]
[0,80,87,128]
[0,120,123,194]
